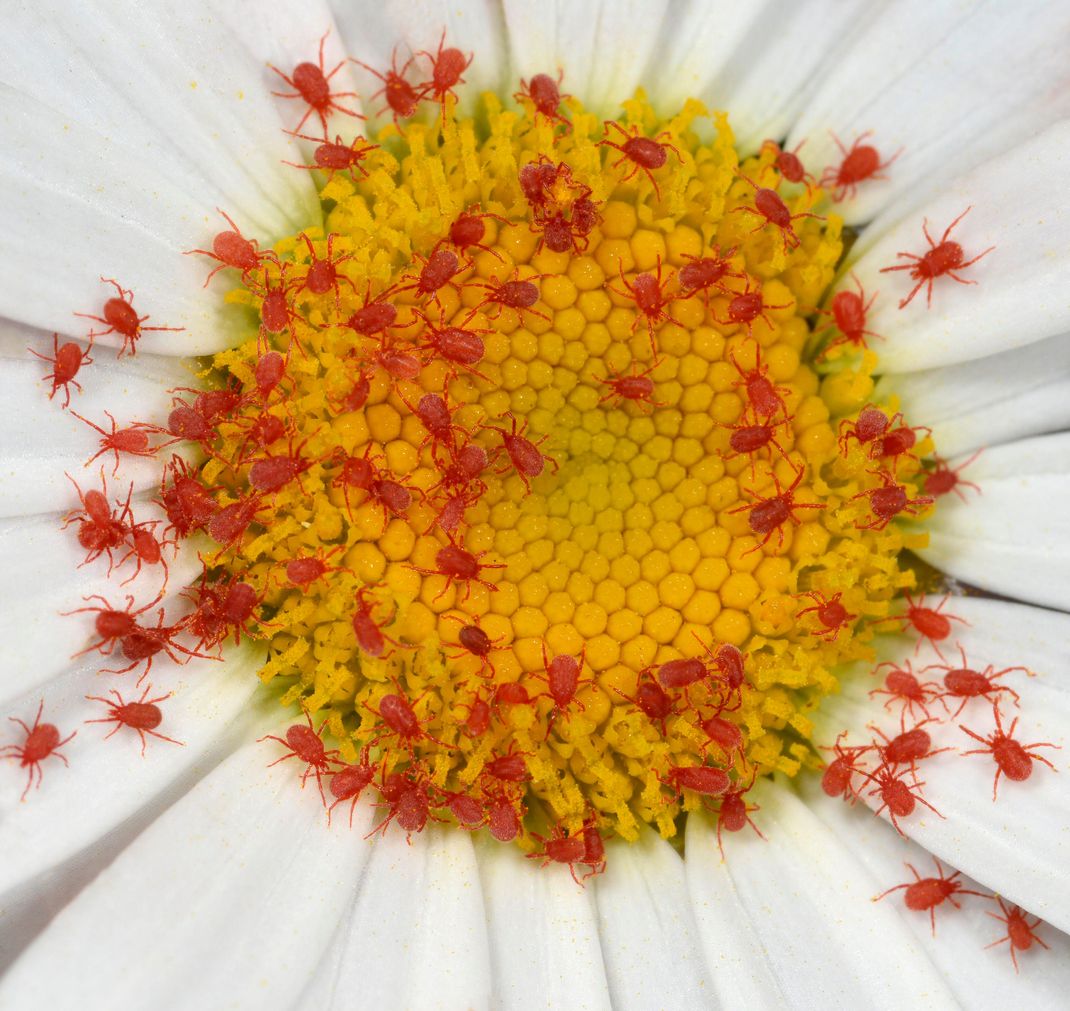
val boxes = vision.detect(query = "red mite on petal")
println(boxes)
[1,701,76,801]
[875,859,987,936]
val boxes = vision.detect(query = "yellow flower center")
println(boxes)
[198,91,933,846]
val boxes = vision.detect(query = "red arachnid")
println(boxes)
[677,248,742,308]
[714,772,765,858]
[729,463,827,553]
[795,590,856,641]
[927,645,1029,719]
[260,712,340,806]
[366,767,437,842]
[612,671,676,736]
[864,763,942,836]
[985,899,1050,974]
[483,412,558,492]
[354,48,427,126]
[284,131,378,183]
[441,204,510,261]
[407,542,505,601]
[391,248,467,310]
[820,131,901,202]
[814,275,882,355]
[472,269,549,324]
[183,575,270,652]
[71,410,170,476]
[29,332,93,408]
[820,731,875,803]
[514,71,570,129]
[869,660,945,727]
[443,615,505,678]
[659,764,731,807]
[74,277,183,356]
[733,175,823,252]
[715,282,793,337]
[526,824,594,885]
[364,681,454,753]
[85,686,184,756]
[100,606,210,682]
[331,445,412,525]
[851,470,933,531]
[880,206,995,309]
[415,310,492,379]
[297,232,355,309]
[351,585,409,659]
[327,754,377,828]
[531,643,593,733]
[63,472,130,574]
[924,451,983,502]
[761,139,816,195]
[875,859,986,935]
[869,719,951,776]
[959,703,1059,800]
[2,701,76,801]
[598,120,682,198]
[729,345,792,424]
[876,592,968,660]
[269,30,361,134]
[417,31,472,112]
[285,545,348,588]
[65,591,163,659]
[158,456,218,540]
[838,405,893,456]
[607,257,681,358]
[251,264,300,350]
[597,362,663,412]
[186,208,279,287]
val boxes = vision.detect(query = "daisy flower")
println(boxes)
[2,2,1070,1008]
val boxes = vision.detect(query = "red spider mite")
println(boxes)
[333,451,414,531]
[269,30,361,134]
[285,544,347,588]
[183,575,270,652]
[353,48,426,126]
[870,719,952,775]
[959,703,1059,800]
[248,428,317,495]
[158,457,217,539]
[297,232,355,308]
[597,362,664,412]
[65,591,162,658]
[483,741,531,784]
[875,859,986,936]
[252,264,299,348]
[284,130,378,183]
[518,156,563,209]
[733,175,823,253]
[364,681,455,753]
[795,590,856,641]
[408,543,505,601]
[876,592,969,660]
[63,471,130,574]
[820,731,875,802]
[345,283,399,337]
[185,208,278,287]
[677,248,742,308]
[2,701,76,802]
[472,270,549,324]
[599,120,683,199]
[880,206,995,309]
[534,206,594,256]
[814,275,882,355]
[715,282,793,337]
[442,204,510,261]
[85,686,183,756]
[370,336,423,386]
[580,815,607,877]
[838,405,893,456]
[73,277,183,357]
[417,31,472,111]
[261,712,340,805]
[366,768,437,841]
[456,687,492,738]
[392,249,467,310]
[864,764,942,837]
[443,615,505,678]
[437,785,486,830]
[985,899,1050,973]
[486,790,523,843]
[697,714,745,764]
[851,470,934,531]
[820,131,901,203]
[612,671,675,735]
[331,365,373,415]
[351,585,409,658]
[608,258,682,358]
[761,138,816,195]
[514,70,570,129]
[71,410,168,476]
[101,607,212,682]
[29,333,92,408]
[234,409,289,461]
[869,422,932,468]
[715,773,765,858]
[660,764,731,806]
[729,345,791,423]
[730,464,827,553]
[724,417,790,480]
[869,660,945,727]
[327,754,377,828]
[208,493,269,547]
[115,513,171,589]
[423,484,483,537]
[404,389,462,461]
[526,824,591,885]
[649,635,725,698]
[531,643,592,733]
[431,438,489,495]
[482,412,558,491]
[415,311,492,379]
[925,450,983,502]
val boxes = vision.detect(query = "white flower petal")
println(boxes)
[310,824,491,1010]
[875,330,1070,458]
[813,596,1070,934]
[593,828,711,1010]
[501,0,669,117]
[842,120,1070,372]
[685,779,957,1007]
[478,837,612,1010]
[0,720,364,1010]
[0,646,260,968]
[917,432,1070,610]
[0,512,205,709]
[788,1,1070,225]
[0,324,193,519]
[799,778,1070,1002]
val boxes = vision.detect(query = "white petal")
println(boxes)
[799,778,1070,1003]
[593,828,711,1010]
[842,120,1070,372]
[685,780,957,1007]
[813,596,1070,934]
[0,719,364,1010]
[478,837,612,1010]
[656,0,880,153]
[917,432,1070,610]
[308,824,491,1010]
[501,0,669,117]
[0,511,206,709]
[788,2,1070,225]
[0,646,261,966]
[0,323,193,519]
[875,330,1070,457]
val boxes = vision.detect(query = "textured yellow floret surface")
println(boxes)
[205,92,930,844]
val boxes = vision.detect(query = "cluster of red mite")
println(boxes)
[4,26,1020,913]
